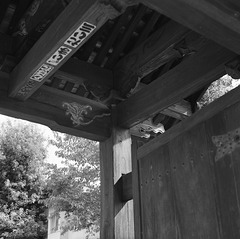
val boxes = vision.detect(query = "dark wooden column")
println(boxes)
[100,128,134,239]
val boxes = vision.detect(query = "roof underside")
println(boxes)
[0,0,239,141]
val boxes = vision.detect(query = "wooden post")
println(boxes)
[131,139,142,238]
[100,128,134,239]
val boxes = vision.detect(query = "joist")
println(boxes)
[141,0,240,54]
[9,0,130,100]
[55,58,113,88]
[116,40,236,128]
[114,20,189,96]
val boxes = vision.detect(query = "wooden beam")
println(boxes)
[162,100,192,120]
[31,85,110,116]
[100,128,134,239]
[0,33,13,55]
[55,58,113,87]
[141,0,240,54]
[9,0,130,100]
[138,84,240,159]
[132,83,192,120]
[116,40,236,128]
[0,72,110,141]
[113,20,189,96]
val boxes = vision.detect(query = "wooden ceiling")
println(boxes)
[0,0,239,141]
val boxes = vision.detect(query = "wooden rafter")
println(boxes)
[9,0,133,100]
[116,41,236,128]
[54,58,113,88]
[114,20,189,96]
[141,0,240,54]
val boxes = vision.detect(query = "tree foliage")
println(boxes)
[0,121,48,239]
[45,133,100,236]
[198,75,240,108]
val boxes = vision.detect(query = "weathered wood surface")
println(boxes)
[138,84,240,159]
[131,139,142,238]
[100,138,114,239]
[205,103,240,238]
[168,124,220,238]
[0,73,110,141]
[121,172,133,202]
[131,83,192,120]
[100,128,134,239]
[138,91,240,238]
[141,0,240,54]
[55,58,113,88]
[162,100,192,120]
[116,40,236,128]
[140,145,177,238]
[105,4,147,69]
[9,0,128,100]
[31,85,109,114]
[114,20,189,96]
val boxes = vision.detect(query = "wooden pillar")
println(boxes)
[100,127,134,239]
[131,138,142,238]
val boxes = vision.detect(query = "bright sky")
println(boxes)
[0,113,63,167]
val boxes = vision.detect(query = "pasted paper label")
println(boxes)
[64,22,96,48]
[47,46,72,66]
[30,64,54,82]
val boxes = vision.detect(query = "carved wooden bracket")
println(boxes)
[130,118,165,138]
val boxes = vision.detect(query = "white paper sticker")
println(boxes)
[47,46,72,66]
[64,22,96,48]
[30,64,54,82]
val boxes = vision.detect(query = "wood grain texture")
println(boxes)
[137,86,240,239]
[131,138,142,238]
[55,58,113,87]
[31,85,109,113]
[9,0,122,100]
[114,20,188,96]
[205,102,240,238]
[113,128,134,239]
[138,84,240,159]
[0,75,110,141]
[116,40,236,128]
[100,138,114,239]
[139,145,178,239]
[140,0,240,54]
[105,4,147,68]
[169,123,220,238]
[100,128,134,239]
